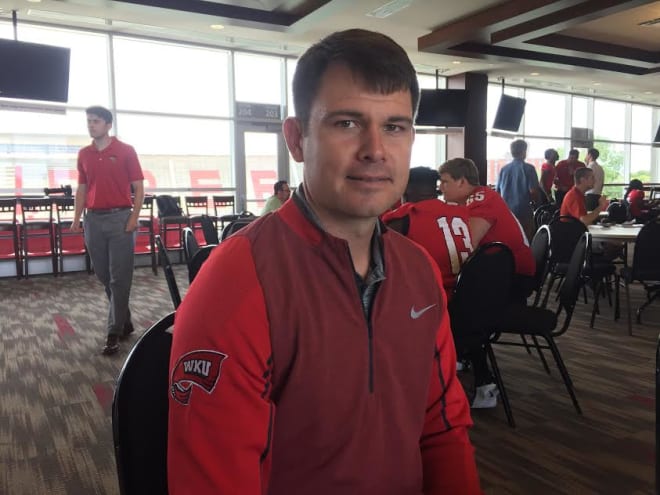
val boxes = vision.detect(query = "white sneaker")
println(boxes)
[471,383,499,409]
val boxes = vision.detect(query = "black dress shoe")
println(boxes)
[102,334,120,355]
[120,320,135,340]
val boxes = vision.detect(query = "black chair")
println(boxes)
[530,225,551,308]
[155,235,181,310]
[187,244,217,283]
[182,226,200,263]
[542,215,587,307]
[0,198,22,278]
[583,234,617,328]
[449,242,516,426]
[135,195,158,275]
[615,220,660,335]
[184,195,210,246]
[491,232,588,418]
[212,195,236,230]
[200,214,219,245]
[533,203,559,230]
[221,216,256,241]
[112,311,174,495]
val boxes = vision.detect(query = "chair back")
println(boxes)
[20,197,54,226]
[112,311,174,495]
[200,214,219,244]
[212,195,235,217]
[534,203,559,229]
[155,235,181,309]
[182,227,200,262]
[553,232,589,335]
[188,244,217,283]
[155,195,184,218]
[450,242,515,343]
[607,201,628,224]
[221,216,256,241]
[631,220,660,282]
[530,225,551,306]
[548,215,587,265]
[184,195,209,216]
[0,197,18,224]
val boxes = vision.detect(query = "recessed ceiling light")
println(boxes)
[210,24,224,30]
[27,0,42,3]
[644,91,653,94]
[529,72,540,76]
[592,82,601,86]
[452,60,462,65]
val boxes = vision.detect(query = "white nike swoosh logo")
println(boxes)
[410,304,436,319]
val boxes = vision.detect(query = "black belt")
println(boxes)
[88,207,131,214]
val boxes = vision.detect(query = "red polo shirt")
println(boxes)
[560,186,586,220]
[77,137,144,209]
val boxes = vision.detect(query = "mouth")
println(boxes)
[346,175,392,184]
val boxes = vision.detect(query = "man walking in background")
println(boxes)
[496,139,539,241]
[71,106,144,356]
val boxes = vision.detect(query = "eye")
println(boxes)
[335,120,357,128]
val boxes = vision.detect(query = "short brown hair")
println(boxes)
[86,105,113,124]
[438,158,480,186]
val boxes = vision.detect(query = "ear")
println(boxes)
[283,117,304,163]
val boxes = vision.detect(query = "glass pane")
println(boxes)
[572,96,588,128]
[631,105,653,143]
[486,135,513,184]
[113,37,229,115]
[1,24,110,107]
[593,141,625,199]
[523,137,571,173]
[630,144,652,182]
[235,53,281,105]
[117,114,232,191]
[418,74,446,89]
[244,132,279,210]
[286,58,297,117]
[411,133,444,168]
[523,90,566,137]
[594,100,625,141]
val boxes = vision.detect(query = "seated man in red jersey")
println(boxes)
[438,158,535,409]
[382,167,473,299]
[439,157,536,302]
[560,167,608,225]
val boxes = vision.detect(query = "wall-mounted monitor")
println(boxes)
[415,89,470,127]
[0,38,71,103]
[492,94,526,132]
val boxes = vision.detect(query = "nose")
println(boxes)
[358,125,385,162]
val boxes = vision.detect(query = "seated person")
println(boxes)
[260,180,291,215]
[438,158,536,409]
[382,167,473,299]
[624,179,651,223]
[560,167,608,225]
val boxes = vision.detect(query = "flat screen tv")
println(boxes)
[0,38,71,103]
[415,89,470,127]
[492,94,526,132]
[654,124,660,143]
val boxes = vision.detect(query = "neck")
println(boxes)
[94,135,111,150]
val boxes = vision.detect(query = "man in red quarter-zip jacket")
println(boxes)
[167,29,483,495]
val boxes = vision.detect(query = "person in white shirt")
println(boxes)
[585,147,604,212]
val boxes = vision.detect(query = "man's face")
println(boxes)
[283,63,414,225]
[579,172,595,189]
[276,184,291,202]
[87,114,112,139]
[439,173,469,204]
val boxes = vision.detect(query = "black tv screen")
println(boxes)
[654,124,660,143]
[0,39,71,103]
[415,89,469,127]
[492,94,526,132]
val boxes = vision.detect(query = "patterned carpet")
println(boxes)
[0,261,657,494]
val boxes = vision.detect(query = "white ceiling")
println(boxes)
[1,0,659,106]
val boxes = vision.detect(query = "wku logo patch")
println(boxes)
[170,350,228,405]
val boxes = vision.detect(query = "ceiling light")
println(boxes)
[366,0,413,18]
[27,0,42,3]
[452,60,462,65]
[529,72,540,76]
[210,24,224,30]
[644,91,653,94]
[592,82,601,86]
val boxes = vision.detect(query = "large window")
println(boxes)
[523,90,566,137]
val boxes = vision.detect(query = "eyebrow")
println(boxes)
[323,110,413,126]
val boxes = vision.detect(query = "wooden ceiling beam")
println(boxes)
[490,0,656,44]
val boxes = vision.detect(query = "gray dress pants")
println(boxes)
[84,209,135,337]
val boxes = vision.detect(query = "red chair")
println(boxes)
[20,197,57,277]
[53,196,91,274]
[0,198,22,278]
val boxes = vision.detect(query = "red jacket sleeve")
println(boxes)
[420,256,483,495]
[168,236,273,495]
